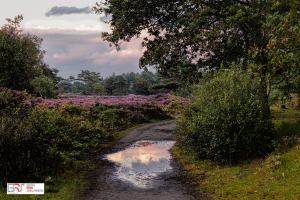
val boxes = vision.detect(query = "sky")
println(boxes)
[0,0,154,78]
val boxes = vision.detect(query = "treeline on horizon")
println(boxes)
[56,70,183,97]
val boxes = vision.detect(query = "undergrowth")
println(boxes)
[173,98,300,199]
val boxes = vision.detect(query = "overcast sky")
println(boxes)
[0,0,154,78]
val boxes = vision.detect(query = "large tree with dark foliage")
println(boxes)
[93,0,269,74]
[132,79,151,95]
[93,0,300,97]
[0,15,53,92]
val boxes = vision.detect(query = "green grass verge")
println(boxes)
[0,160,98,200]
[272,106,300,137]
[172,106,300,199]
[0,122,153,200]
[172,145,300,199]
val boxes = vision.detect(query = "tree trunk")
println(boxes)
[260,75,271,117]
[267,78,271,98]
[297,93,300,108]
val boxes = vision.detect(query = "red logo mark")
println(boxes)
[14,184,20,192]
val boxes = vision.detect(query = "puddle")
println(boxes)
[105,140,176,188]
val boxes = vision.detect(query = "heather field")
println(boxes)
[0,87,187,195]
[37,93,188,109]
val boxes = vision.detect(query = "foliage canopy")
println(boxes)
[93,0,300,93]
[0,15,53,92]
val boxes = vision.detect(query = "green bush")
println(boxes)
[0,113,61,184]
[93,102,116,111]
[140,105,171,120]
[62,105,84,116]
[0,106,117,184]
[27,108,111,159]
[0,87,29,116]
[101,108,131,128]
[175,67,276,163]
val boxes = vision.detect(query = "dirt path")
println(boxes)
[81,120,197,200]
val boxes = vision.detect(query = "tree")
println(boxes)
[112,75,129,96]
[93,0,299,98]
[139,71,156,84]
[68,76,75,84]
[249,0,300,97]
[72,81,82,94]
[104,76,115,95]
[93,1,267,73]
[149,71,183,94]
[124,72,137,85]
[272,79,300,108]
[72,86,78,94]
[49,68,63,85]
[132,79,151,95]
[151,81,182,93]
[57,79,72,93]
[30,75,55,98]
[94,83,106,95]
[0,15,51,92]
[76,70,102,95]
[58,87,65,94]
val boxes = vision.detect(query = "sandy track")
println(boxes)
[81,120,197,200]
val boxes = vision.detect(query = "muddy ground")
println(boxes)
[81,120,197,200]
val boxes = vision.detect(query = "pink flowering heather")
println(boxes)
[0,87,30,108]
[38,93,188,109]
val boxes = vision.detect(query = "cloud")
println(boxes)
[75,24,102,31]
[100,15,112,21]
[35,26,50,30]
[45,6,92,17]
[23,28,154,79]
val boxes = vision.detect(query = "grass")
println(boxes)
[0,121,152,200]
[172,145,300,199]
[172,104,300,199]
[271,105,300,137]
[0,160,98,200]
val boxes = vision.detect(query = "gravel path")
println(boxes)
[81,120,197,200]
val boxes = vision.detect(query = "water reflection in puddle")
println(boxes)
[105,140,176,188]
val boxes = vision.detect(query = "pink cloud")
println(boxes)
[22,27,154,78]
[53,53,67,59]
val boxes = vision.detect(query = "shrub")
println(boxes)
[0,113,60,184]
[62,105,84,116]
[101,108,131,128]
[0,87,28,112]
[0,106,115,184]
[140,104,171,120]
[175,67,276,163]
[36,97,44,103]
